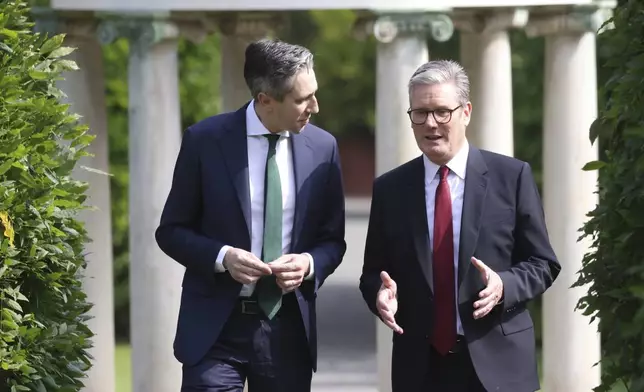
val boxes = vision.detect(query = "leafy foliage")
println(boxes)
[0,1,93,390]
[574,1,644,391]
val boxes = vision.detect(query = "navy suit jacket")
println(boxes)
[155,103,346,370]
[359,146,561,392]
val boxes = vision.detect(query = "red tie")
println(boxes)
[431,165,457,355]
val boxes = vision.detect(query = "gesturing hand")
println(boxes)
[223,248,272,284]
[376,271,403,334]
[472,257,504,319]
[269,254,310,292]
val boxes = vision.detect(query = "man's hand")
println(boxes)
[223,248,272,284]
[376,271,403,334]
[472,257,504,319]
[268,254,310,292]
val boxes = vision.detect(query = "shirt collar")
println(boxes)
[245,99,291,138]
[423,139,469,180]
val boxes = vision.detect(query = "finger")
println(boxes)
[474,293,497,309]
[376,296,390,313]
[379,307,395,325]
[241,258,272,275]
[380,271,397,291]
[268,254,295,266]
[471,257,487,273]
[276,279,290,291]
[479,273,502,298]
[234,272,259,285]
[270,262,299,273]
[277,279,301,291]
[474,301,495,319]
[236,264,268,277]
[275,271,302,280]
[471,257,491,282]
[478,285,495,299]
[380,310,403,334]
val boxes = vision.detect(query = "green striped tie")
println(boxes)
[257,134,283,319]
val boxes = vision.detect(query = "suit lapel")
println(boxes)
[219,105,252,239]
[290,132,314,250]
[407,157,434,293]
[457,146,488,291]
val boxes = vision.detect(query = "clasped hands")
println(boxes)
[223,248,310,292]
[376,257,504,334]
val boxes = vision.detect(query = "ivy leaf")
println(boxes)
[47,46,75,59]
[589,117,612,145]
[582,161,607,171]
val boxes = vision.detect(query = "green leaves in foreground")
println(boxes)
[574,1,644,391]
[0,1,94,391]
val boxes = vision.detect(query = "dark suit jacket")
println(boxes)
[359,146,561,392]
[155,103,346,370]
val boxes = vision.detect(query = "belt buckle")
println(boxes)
[240,299,258,315]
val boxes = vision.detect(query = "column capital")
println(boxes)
[96,15,180,50]
[31,8,99,40]
[353,12,454,43]
[454,8,529,34]
[32,9,210,47]
[524,6,614,37]
[208,12,283,39]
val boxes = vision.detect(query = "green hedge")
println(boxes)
[575,1,644,391]
[0,1,93,391]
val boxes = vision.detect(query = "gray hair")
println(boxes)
[408,60,470,105]
[243,38,314,101]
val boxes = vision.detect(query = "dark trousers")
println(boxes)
[427,336,486,392]
[181,294,312,392]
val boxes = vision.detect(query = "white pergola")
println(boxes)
[42,0,613,390]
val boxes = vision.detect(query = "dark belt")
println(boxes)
[234,293,299,317]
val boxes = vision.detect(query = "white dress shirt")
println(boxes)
[423,140,469,335]
[214,101,313,297]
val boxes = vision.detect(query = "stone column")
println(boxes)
[458,9,528,156]
[370,13,454,392]
[525,7,611,391]
[46,16,116,392]
[458,31,480,122]
[220,34,251,112]
[98,17,185,392]
[217,14,277,112]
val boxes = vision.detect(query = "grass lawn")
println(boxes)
[115,343,132,392]
[114,343,626,392]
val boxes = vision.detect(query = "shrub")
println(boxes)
[0,1,94,391]
[575,0,644,391]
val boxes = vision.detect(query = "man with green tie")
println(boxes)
[155,38,346,391]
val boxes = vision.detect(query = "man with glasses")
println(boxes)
[359,60,560,392]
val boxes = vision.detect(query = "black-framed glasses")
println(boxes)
[407,105,462,125]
